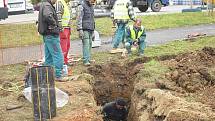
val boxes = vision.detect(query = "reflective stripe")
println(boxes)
[46,67,52,119]
[129,25,144,40]
[58,0,71,27]
[113,0,129,20]
[35,68,42,121]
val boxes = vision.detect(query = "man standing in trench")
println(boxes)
[38,0,64,80]
[76,0,96,66]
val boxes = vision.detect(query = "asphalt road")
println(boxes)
[0,5,201,24]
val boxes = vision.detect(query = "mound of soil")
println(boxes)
[52,108,102,121]
[165,47,215,93]
[50,74,103,121]
[128,47,215,121]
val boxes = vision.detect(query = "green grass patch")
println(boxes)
[0,24,42,48]
[136,59,169,83]
[141,12,215,30]
[145,36,215,57]
[0,64,26,81]
[1,12,215,48]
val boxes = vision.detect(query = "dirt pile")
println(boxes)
[165,47,215,92]
[52,108,102,121]
[136,89,215,121]
[129,47,215,121]
[52,74,103,121]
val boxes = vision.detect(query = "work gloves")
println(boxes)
[79,30,95,41]
[133,39,140,46]
[79,30,84,40]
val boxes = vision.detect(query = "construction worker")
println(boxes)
[102,98,128,121]
[125,18,146,56]
[55,0,71,65]
[38,0,64,80]
[76,0,96,66]
[110,0,136,53]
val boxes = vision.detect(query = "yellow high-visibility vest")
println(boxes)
[58,0,71,27]
[129,25,144,40]
[113,0,130,20]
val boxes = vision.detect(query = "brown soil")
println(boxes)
[129,47,215,121]
[0,74,103,121]
[1,47,215,121]
[164,47,215,93]
[87,60,145,105]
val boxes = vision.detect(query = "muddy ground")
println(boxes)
[0,47,215,121]
[87,47,215,121]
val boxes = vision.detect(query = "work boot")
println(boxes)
[110,48,118,54]
[110,48,124,54]
[55,77,68,82]
[138,53,144,57]
[84,62,91,66]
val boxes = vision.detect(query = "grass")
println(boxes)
[136,59,169,83]
[0,64,26,81]
[1,12,215,48]
[145,36,215,57]
[1,36,215,81]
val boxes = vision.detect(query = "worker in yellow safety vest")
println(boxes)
[125,18,146,56]
[110,0,136,53]
[56,0,72,65]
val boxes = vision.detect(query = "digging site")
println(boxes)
[80,46,215,120]
[1,47,215,121]
[54,46,215,120]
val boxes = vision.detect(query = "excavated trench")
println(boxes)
[87,56,171,121]
[87,47,215,121]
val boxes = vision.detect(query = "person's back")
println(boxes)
[111,0,135,23]
[38,0,59,35]
[110,0,136,53]
[102,100,128,121]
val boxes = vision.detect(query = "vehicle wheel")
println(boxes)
[138,5,148,12]
[151,0,162,12]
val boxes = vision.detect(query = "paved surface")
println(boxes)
[0,5,201,24]
[0,23,214,65]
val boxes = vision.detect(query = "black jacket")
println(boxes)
[76,0,95,31]
[102,102,128,121]
[38,0,60,35]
